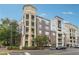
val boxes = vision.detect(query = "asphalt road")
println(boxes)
[7,48,79,55]
[25,48,79,55]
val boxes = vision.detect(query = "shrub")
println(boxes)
[7,46,19,50]
[23,46,44,50]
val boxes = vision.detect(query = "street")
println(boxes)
[24,48,79,55]
[7,48,79,55]
[1,48,79,55]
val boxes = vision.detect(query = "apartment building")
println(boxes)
[75,27,79,46]
[64,23,78,47]
[19,4,78,49]
[50,16,65,48]
[19,5,37,49]
[36,16,51,46]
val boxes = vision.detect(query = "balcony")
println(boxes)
[58,28,61,31]
[26,14,29,19]
[31,22,34,26]
[31,15,35,20]
[31,28,34,34]
[58,37,62,39]
[58,39,62,43]
[26,21,29,26]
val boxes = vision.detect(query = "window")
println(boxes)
[70,37,72,39]
[39,25,42,28]
[58,20,61,28]
[58,39,62,42]
[31,28,34,33]
[44,20,49,25]
[26,35,28,39]
[31,15,34,20]
[45,32,49,35]
[39,30,42,34]
[26,21,29,26]
[26,27,29,32]
[70,29,71,32]
[58,34,62,37]
[45,26,49,30]
[26,14,29,19]
[32,35,34,38]
[73,37,75,39]
[70,40,72,42]
[52,32,55,36]
[58,43,62,45]
[31,22,34,26]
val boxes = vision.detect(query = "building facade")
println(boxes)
[20,5,37,48]
[19,4,78,49]
[64,23,78,47]
[50,16,65,48]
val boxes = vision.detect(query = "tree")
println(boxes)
[0,18,20,46]
[0,18,10,46]
[34,35,48,47]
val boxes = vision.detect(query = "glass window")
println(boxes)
[26,35,28,39]
[32,35,34,38]
[39,30,42,34]
[58,20,61,28]
[31,15,34,20]
[45,32,49,35]
[31,22,34,26]
[39,25,42,28]
[26,14,29,19]
[31,28,34,33]
[45,26,49,30]
[26,27,29,32]
[70,40,72,42]
[58,34,62,37]
[26,21,29,26]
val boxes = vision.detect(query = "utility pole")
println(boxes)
[10,22,12,46]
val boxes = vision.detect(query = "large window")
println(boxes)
[31,28,34,33]
[25,35,28,39]
[58,34,62,37]
[31,22,34,26]
[39,30,42,34]
[58,39,62,42]
[70,40,72,42]
[45,32,49,35]
[26,27,29,32]
[31,15,34,20]
[58,20,61,28]
[32,35,34,39]
[26,21,29,26]
[26,14,29,19]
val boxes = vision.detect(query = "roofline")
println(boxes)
[64,23,78,28]
[36,16,50,21]
[23,4,37,10]
[54,16,64,20]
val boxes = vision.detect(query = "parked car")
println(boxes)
[56,46,67,50]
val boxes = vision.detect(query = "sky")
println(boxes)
[0,4,79,26]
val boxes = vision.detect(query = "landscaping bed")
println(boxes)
[7,46,19,50]
[23,46,45,50]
